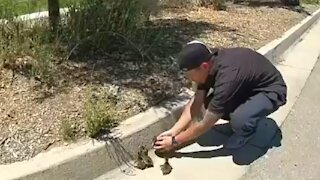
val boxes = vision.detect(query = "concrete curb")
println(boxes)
[0,8,68,24]
[0,91,193,180]
[16,8,69,21]
[0,8,319,180]
[258,8,320,63]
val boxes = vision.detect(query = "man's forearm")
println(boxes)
[171,90,206,135]
[171,97,193,135]
[175,110,222,145]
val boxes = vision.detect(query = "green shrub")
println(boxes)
[0,20,57,85]
[0,0,80,18]
[84,86,117,138]
[60,118,76,142]
[63,0,146,58]
[0,0,47,18]
[0,0,163,86]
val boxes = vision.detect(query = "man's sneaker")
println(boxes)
[223,133,253,149]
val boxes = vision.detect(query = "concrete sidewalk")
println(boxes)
[242,32,320,180]
[95,19,320,180]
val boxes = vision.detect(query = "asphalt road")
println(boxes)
[241,56,320,180]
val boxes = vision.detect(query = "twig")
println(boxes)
[90,63,96,82]
[10,69,15,86]
[43,140,56,151]
[0,137,8,145]
[0,130,17,146]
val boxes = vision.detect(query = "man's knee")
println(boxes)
[230,110,256,135]
[229,93,278,135]
[230,111,246,132]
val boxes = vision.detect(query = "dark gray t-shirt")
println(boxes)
[198,47,287,114]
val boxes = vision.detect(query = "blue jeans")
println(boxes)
[205,92,279,137]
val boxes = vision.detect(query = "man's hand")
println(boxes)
[175,110,222,146]
[153,136,174,152]
[157,129,176,138]
[156,90,206,142]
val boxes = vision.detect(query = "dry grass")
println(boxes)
[60,118,76,142]
[84,86,118,138]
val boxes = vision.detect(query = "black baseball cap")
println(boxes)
[178,41,213,71]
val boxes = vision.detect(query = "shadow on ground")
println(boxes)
[94,117,282,175]
[54,18,236,106]
[172,118,282,165]
[233,0,312,15]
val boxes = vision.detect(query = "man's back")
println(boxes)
[206,47,287,114]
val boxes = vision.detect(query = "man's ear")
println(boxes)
[200,62,210,70]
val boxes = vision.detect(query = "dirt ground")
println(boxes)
[0,3,318,164]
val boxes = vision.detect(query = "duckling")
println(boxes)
[160,157,172,175]
[133,150,147,170]
[140,145,154,168]
[153,136,173,175]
